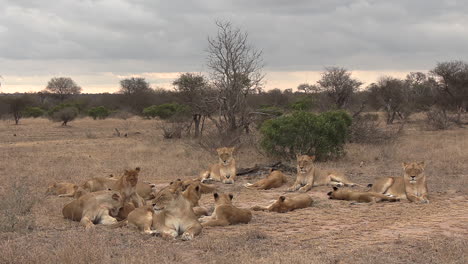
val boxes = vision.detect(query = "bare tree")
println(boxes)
[173,73,215,137]
[45,77,82,101]
[297,83,319,93]
[118,77,153,113]
[316,67,362,109]
[7,95,32,125]
[207,21,265,134]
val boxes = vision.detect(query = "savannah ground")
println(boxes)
[0,116,467,264]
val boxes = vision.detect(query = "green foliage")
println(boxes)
[142,103,190,120]
[260,110,352,160]
[23,107,45,118]
[48,103,82,116]
[88,106,111,120]
[289,96,314,111]
[48,104,79,125]
[258,106,283,117]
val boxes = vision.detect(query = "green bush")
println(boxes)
[88,106,111,120]
[289,96,314,111]
[260,110,352,160]
[23,107,44,118]
[48,104,79,126]
[142,103,190,120]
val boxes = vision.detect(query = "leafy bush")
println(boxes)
[49,104,79,126]
[23,107,44,118]
[88,106,111,120]
[289,96,314,111]
[260,110,352,160]
[142,103,190,120]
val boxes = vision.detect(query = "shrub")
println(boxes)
[348,113,401,144]
[426,107,453,130]
[260,110,352,160]
[22,107,45,118]
[289,96,314,111]
[49,105,79,126]
[88,106,111,120]
[143,103,190,120]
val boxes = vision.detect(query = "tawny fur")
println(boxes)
[244,169,288,190]
[200,193,252,227]
[251,193,314,213]
[327,187,400,203]
[200,147,236,184]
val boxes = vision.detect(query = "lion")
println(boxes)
[151,183,202,240]
[327,187,400,203]
[46,182,78,197]
[244,169,288,190]
[111,203,158,234]
[115,167,145,208]
[200,147,236,184]
[181,179,215,217]
[200,193,252,227]
[136,181,157,200]
[369,161,429,203]
[251,193,313,213]
[62,190,123,228]
[288,155,357,192]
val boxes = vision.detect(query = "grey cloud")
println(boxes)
[0,0,467,76]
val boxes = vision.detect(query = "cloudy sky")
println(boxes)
[1,0,467,93]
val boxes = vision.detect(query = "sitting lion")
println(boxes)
[62,190,123,228]
[327,187,400,203]
[46,182,78,197]
[244,169,288,190]
[152,184,202,240]
[369,161,429,203]
[115,167,145,208]
[200,193,252,227]
[251,193,313,213]
[200,147,236,184]
[288,155,357,192]
[181,179,215,217]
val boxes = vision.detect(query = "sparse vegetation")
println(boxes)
[88,106,111,120]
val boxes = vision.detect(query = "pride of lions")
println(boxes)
[46,147,429,241]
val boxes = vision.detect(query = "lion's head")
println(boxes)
[108,191,125,217]
[213,192,234,206]
[152,183,183,211]
[296,155,315,174]
[217,147,235,166]
[403,161,425,184]
[123,167,141,187]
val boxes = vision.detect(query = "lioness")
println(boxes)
[369,161,429,203]
[152,184,202,241]
[181,179,215,217]
[46,182,78,197]
[251,193,313,213]
[244,169,288,190]
[200,147,236,184]
[288,155,357,192]
[200,193,252,227]
[327,187,400,203]
[116,167,145,208]
[111,203,157,234]
[62,190,123,228]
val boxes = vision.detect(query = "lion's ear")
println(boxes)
[333,187,338,191]
[229,194,234,200]
[135,167,141,172]
[418,161,425,168]
[327,191,333,196]
[309,155,316,161]
[402,162,409,168]
[112,193,120,201]
[279,196,286,202]
[214,193,219,199]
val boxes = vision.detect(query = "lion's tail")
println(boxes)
[108,220,128,229]
[244,183,255,188]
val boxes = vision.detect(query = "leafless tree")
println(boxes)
[297,83,319,93]
[207,21,265,134]
[7,95,32,125]
[45,77,82,101]
[316,67,362,109]
[118,77,153,113]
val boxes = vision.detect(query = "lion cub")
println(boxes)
[112,203,158,234]
[327,187,400,203]
[200,193,252,227]
[181,179,215,217]
[251,193,313,213]
[116,167,146,208]
[200,147,236,184]
[244,169,288,190]
[288,155,357,192]
[370,161,429,203]
[62,190,123,229]
[46,182,78,197]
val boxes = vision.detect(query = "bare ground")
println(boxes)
[0,117,467,264]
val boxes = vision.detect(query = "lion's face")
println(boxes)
[46,183,58,194]
[123,167,140,187]
[152,186,180,211]
[217,147,235,166]
[213,192,233,206]
[297,155,315,174]
[403,162,425,184]
[109,192,124,216]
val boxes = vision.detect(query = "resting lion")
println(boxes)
[200,193,252,227]
[46,182,78,197]
[152,184,202,240]
[251,193,313,213]
[111,204,157,234]
[62,190,123,228]
[288,155,357,192]
[244,169,287,190]
[115,167,145,208]
[181,179,215,217]
[200,147,236,184]
[327,187,400,203]
[369,161,429,203]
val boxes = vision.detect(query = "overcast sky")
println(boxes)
[1,0,467,93]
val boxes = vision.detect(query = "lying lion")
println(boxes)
[244,169,288,190]
[251,193,313,213]
[152,183,202,240]
[111,203,157,234]
[369,161,429,203]
[200,147,236,184]
[288,155,358,192]
[181,179,215,217]
[200,193,252,227]
[62,190,123,229]
[46,182,78,197]
[327,187,400,203]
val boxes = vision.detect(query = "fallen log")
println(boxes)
[236,161,296,176]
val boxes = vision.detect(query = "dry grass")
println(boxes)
[0,116,467,264]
